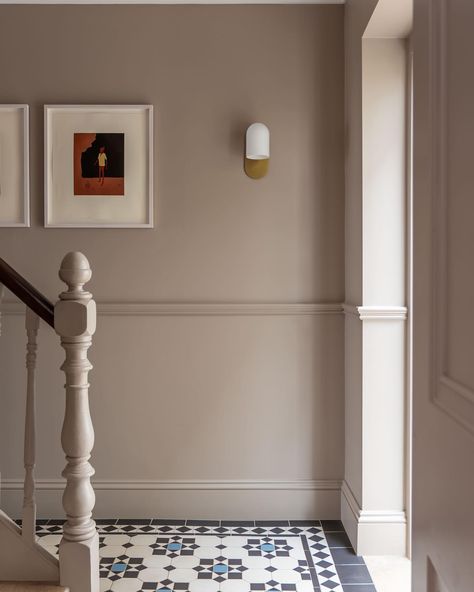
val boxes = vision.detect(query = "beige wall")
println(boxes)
[0,5,345,518]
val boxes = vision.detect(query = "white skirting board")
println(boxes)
[341,480,407,556]
[1,479,342,520]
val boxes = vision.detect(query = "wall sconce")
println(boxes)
[245,123,270,179]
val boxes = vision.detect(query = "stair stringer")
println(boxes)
[0,511,59,582]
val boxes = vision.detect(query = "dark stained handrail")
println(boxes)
[0,258,54,328]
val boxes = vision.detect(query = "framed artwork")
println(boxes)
[0,105,30,227]
[44,105,153,228]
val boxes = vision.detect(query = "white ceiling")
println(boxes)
[0,0,344,4]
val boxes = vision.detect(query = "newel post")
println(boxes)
[55,252,99,592]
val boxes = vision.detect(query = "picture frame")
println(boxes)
[0,104,30,227]
[44,105,153,228]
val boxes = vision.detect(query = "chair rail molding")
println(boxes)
[358,306,408,321]
[2,300,344,317]
[343,303,408,321]
[3,478,342,492]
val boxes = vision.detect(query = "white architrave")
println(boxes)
[54,252,99,592]
[342,0,412,557]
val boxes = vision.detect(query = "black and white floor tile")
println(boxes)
[36,520,376,592]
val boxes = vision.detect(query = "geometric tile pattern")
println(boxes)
[36,520,377,592]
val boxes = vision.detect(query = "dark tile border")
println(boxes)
[321,520,344,532]
[342,586,377,592]
[325,531,353,548]
[336,564,373,585]
[330,547,365,565]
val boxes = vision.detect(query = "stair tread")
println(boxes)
[0,584,68,592]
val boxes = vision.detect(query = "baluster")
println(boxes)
[55,252,99,592]
[22,307,39,542]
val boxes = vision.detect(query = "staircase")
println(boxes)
[0,253,99,592]
[0,585,67,592]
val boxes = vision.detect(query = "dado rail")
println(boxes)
[0,252,99,592]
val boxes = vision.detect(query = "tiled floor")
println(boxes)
[36,520,377,592]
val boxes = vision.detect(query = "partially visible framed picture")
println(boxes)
[44,105,153,228]
[0,105,30,227]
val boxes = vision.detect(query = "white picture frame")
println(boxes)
[44,104,153,228]
[0,104,30,227]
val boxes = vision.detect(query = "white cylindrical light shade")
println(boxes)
[246,123,270,160]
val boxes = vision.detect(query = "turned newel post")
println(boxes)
[55,252,99,592]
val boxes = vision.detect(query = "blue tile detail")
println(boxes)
[111,563,127,573]
[37,518,375,592]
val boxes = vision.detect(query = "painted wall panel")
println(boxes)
[0,5,345,518]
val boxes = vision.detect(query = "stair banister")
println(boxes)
[54,252,99,592]
[0,252,99,592]
[0,258,54,327]
[0,284,4,335]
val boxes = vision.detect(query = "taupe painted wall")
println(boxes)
[0,5,345,518]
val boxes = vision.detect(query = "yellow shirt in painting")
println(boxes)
[98,153,107,167]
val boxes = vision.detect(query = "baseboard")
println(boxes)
[341,480,407,556]
[1,479,342,520]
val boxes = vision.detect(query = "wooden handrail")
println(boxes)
[0,258,54,327]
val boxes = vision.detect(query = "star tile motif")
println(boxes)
[33,519,376,592]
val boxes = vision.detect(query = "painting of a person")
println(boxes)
[95,146,107,185]
[74,132,124,196]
